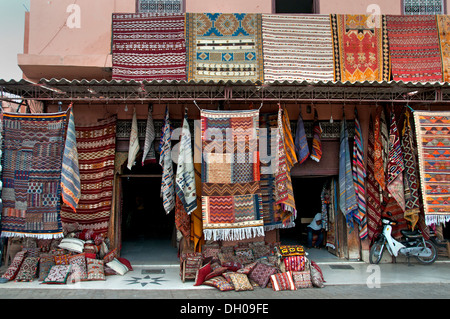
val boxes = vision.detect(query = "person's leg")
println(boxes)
[315,230,324,248]
[307,228,313,248]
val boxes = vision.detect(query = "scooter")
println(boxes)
[369,212,437,265]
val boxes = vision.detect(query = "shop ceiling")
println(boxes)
[1,78,450,105]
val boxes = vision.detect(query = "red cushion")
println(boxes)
[194,262,212,286]
[117,257,133,271]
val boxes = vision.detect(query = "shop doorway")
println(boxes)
[119,163,179,266]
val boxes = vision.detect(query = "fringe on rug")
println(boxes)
[0,232,64,239]
[203,226,265,241]
[425,215,450,226]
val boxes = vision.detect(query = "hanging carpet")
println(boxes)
[112,13,186,81]
[437,15,450,82]
[1,112,67,238]
[261,14,334,82]
[331,14,390,82]
[60,117,117,235]
[200,109,264,241]
[413,111,450,225]
[186,13,263,82]
[386,15,443,82]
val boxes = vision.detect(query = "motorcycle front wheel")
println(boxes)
[369,237,385,264]
[416,240,438,265]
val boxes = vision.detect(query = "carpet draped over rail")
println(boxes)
[112,13,187,81]
[386,15,443,82]
[331,14,390,82]
[261,14,334,82]
[200,109,264,241]
[2,112,67,238]
[186,13,263,82]
[60,117,116,235]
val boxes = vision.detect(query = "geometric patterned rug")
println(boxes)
[1,112,67,238]
[60,117,117,235]
[200,109,264,241]
[413,111,450,226]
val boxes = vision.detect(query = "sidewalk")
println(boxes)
[0,248,449,292]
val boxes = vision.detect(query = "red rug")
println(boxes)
[112,13,186,81]
[60,117,117,235]
[386,15,442,82]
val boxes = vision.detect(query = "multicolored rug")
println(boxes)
[437,15,450,82]
[261,14,334,82]
[386,15,443,82]
[60,117,117,235]
[366,114,382,242]
[413,111,450,225]
[1,112,67,238]
[331,14,390,82]
[186,13,263,82]
[112,13,186,81]
[201,109,264,241]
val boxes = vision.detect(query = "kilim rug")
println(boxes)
[352,108,368,239]
[201,109,264,241]
[387,111,406,212]
[339,115,358,224]
[186,13,263,82]
[366,114,382,242]
[310,109,322,162]
[142,105,156,165]
[1,112,67,238]
[401,111,421,229]
[112,13,186,81]
[294,111,310,164]
[413,111,450,225]
[386,15,443,82]
[127,108,139,170]
[160,106,175,214]
[261,14,334,82]
[60,106,81,213]
[384,197,408,240]
[60,117,117,235]
[437,15,450,82]
[331,14,390,82]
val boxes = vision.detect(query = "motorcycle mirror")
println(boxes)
[386,211,392,217]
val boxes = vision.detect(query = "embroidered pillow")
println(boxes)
[117,257,133,271]
[39,254,56,281]
[0,250,27,282]
[106,258,129,276]
[278,245,305,257]
[42,265,72,284]
[54,254,71,265]
[284,256,307,272]
[234,247,254,261]
[194,262,212,286]
[15,257,40,282]
[270,271,297,291]
[204,266,228,281]
[237,262,257,275]
[249,262,278,288]
[222,261,243,272]
[228,273,253,292]
[103,248,118,264]
[68,253,88,282]
[86,258,105,281]
[292,271,313,289]
[310,261,325,288]
[203,276,234,292]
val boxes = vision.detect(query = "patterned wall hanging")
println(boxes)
[186,13,263,82]
[200,109,264,241]
[1,112,67,238]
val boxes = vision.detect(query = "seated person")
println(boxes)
[307,213,324,248]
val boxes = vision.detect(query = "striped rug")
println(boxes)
[262,14,334,82]
[386,15,443,82]
[60,117,117,235]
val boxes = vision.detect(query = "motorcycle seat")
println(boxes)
[401,229,421,238]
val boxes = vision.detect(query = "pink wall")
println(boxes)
[186,0,272,13]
